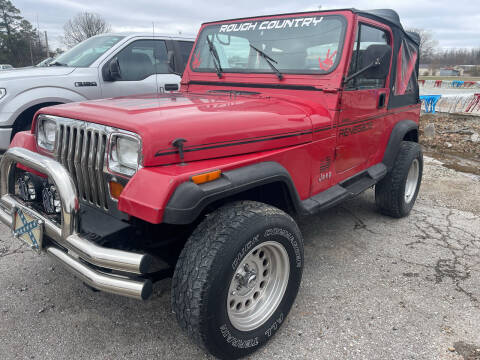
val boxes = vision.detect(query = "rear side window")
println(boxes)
[346,24,391,89]
[177,41,194,70]
[394,38,418,95]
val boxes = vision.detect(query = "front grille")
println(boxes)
[55,121,109,210]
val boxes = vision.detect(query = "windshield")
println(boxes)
[191,15,346,76]
[52,35,125,67]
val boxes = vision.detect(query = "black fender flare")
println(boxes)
[163,161,302,224]
[382,120,419,170]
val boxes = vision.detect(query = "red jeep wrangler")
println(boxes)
[1,8,421,359]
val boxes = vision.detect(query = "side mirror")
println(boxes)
[108,58,122,81]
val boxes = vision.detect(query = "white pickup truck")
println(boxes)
[0,33,194,151]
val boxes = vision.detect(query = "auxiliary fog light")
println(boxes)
[42,184,61,214]
[16,173,37,201]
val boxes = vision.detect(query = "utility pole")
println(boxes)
[29,37,34,65]
[44,31,49,58]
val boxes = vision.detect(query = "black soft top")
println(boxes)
[357,9,402,29]
[356,9,420,45]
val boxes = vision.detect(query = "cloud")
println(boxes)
[15,0,480,50]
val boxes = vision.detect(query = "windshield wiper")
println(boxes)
[206,36,223,78]
[249,44,283,80]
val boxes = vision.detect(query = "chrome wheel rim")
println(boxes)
[227,241,290,332]
[405,158,420,204]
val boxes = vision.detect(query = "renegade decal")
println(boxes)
[219,17,323,33]
[339,120,374,137]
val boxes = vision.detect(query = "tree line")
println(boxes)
[0,0,49,66]
[430,48,480,66]
[1,0,110,67]
[407,28,480,67]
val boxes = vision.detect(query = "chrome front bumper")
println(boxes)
[0,147,153,300]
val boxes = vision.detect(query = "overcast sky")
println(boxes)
[14,0,480,50]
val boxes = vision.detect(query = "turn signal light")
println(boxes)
[109,181,124,200]
[191,170,222,185]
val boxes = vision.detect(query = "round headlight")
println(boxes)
[109,135,141,176]
[117,137,140,169]
[37,116,57,152]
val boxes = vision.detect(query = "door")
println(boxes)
[100,39,180,98]
[336,22,392,174]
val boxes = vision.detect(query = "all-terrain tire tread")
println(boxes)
[171,200,296,351]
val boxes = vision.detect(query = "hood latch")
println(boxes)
[172,138,187,162]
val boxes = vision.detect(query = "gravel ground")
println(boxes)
[1,157,479,360]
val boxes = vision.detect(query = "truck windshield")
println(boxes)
[191,15,346,76]
[51,35,125,67]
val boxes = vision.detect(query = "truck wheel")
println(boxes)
[375,141,423,218]
[172,201,304,360]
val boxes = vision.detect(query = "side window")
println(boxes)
[394,39,418,95]
[115,40,169,81]
[346,24,391,89]
[176,41,194,70]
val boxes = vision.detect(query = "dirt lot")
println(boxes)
[1,155,479,360]
[420,113,480,176]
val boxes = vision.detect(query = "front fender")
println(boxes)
[117,167,179,224]
[163,162,302,225]
[3,87,89,126]
[118,161,302,225]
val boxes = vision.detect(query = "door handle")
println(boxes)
[165,83,179,91]
[378,93,386,108]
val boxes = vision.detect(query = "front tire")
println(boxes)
[172,201,304,360]
[375,141,423,218]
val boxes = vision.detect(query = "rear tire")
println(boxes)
[375,141,423,218]
[171,201,304,360]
